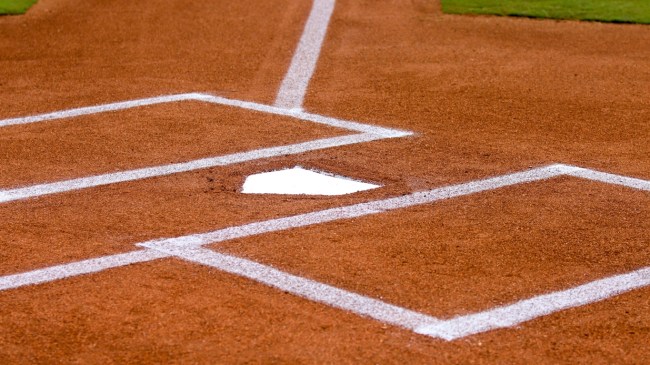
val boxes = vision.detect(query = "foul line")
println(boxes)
[1,164,648,341]
[274,0,336,109]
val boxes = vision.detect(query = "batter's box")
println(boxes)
[215,175,650,324]
[0,92,411,204]
[137,164,650,340]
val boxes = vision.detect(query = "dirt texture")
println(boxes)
[1,0,649,363]
[0,102,347,187]
[0,260,648,364]
[219,177,650,318]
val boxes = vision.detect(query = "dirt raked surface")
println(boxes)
[0,0,648,363]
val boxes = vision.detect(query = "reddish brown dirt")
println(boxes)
[0,260,648,364]
[218,177,650,317]
[0,102,347,187]
[0,0,311,113]
[307,0,650,182]
[1,0,649,363]
[0,156,401,275]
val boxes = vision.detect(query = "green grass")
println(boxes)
[441,0,650,24]
[0,0,38,15]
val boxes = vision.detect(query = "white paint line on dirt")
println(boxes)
[1,165,563,291]
[0,249,168,291]
[138,163,650,340]
[147,245,442,331]
[141,164,568,250]
[0,92,410,138]
[565,165,650,191]
[0,93,203,128]
[416,266,650,340]
[194,93,412,137]
[274,0,336,109]
[0,133,384,204]
[0,92,411,204]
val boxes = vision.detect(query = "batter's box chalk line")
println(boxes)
[0,92,413,204]
[0,159,648,340]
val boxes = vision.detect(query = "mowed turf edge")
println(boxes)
[441,0,650,24]
[0,0,37,15]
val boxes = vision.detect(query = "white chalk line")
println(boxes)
[566,166,650,191]
[2,164,647,340]
[416,266,650,340]
[194,93,411,137]
[274,0,336,109]
[149,245,442,331]
[1,0,351,206]
[0,93,412,204]
[0,133,385,204]
[140,164,570,251]
[0,249,168,291]
[0,93,203,128]
[2,164,564,293]
[0,93,410,138]
[138,163,650,340]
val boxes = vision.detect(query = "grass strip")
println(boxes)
[441,0,650,24]
[0,0,38,15]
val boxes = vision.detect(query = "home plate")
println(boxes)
[242,166,380,195]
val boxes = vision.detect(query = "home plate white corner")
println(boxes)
[241,166,380,195]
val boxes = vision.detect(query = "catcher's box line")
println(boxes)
[2,164,648,340]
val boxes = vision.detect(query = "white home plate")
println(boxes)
[242,166,380,195]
